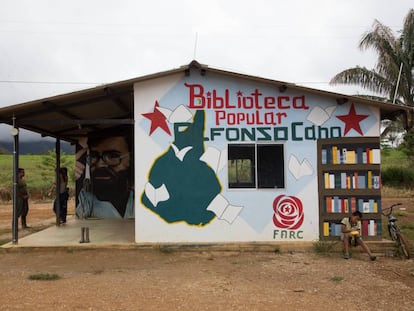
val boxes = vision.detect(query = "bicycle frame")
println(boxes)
[388,216,399,241]
[382,203,411,259]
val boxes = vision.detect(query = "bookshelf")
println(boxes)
[317,137,382,240]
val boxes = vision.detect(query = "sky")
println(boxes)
[0,0,412,140]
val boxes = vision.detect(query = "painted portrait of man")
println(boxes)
[75,126,134,218]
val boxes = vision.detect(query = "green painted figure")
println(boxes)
[142,110,221,226]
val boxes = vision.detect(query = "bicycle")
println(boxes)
[382,203,411,259]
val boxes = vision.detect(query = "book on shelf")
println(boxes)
[325,196,332,213]
[358,175,366,189]
[373,175,380,189]
[362,201,370,213]
[368,220,376,236]
[323,222,329,236]
[332,146,338,164]
[362,220,369,236]
[351,197,357,213]
[356,147,364,163]
[321,149,327,164]
[332,223,342,236]
[346,150,356,164]
[372,149,380,164]
[367,171,372,188]
[344,199,349,213]
[329,174,335,189]
[341,172,347,189]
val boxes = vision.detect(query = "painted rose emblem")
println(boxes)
[272,195,304,230]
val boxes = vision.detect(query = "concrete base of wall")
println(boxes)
[136,240,398,257]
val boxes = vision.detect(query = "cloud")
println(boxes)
[0,0,412,111]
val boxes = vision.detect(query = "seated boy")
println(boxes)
[341,210,376,261]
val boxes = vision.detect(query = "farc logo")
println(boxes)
[272,195,304,230]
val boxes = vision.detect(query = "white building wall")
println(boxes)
[134,69,380,243]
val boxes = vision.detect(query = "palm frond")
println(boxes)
[359,20,401,77]
[331,9,414,110]
[330,66,392,95]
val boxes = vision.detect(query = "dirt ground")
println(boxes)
[0,199,413,311]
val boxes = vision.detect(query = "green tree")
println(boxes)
[330,9,414,132]
[37,149,74,190]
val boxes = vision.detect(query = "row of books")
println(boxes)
[324,171,380,189]
[321,146,380,165]
[323,220,381,237]
[324,196,381,213]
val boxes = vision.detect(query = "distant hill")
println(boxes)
[0,140,75,155]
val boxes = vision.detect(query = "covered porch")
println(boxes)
[1,216,135,248]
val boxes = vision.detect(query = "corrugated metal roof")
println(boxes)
[0,60,411,143]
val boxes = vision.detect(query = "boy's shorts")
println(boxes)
[341,234,360,247]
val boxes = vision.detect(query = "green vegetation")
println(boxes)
[228,159,252,183]
[329,276,344,284]
[380,148,414,188]
[28,273,61,281]
[0,153,75,200]
[400,224,414,244]
[380,148,409,169]
[158,245,174,254]
[312,240,337,255]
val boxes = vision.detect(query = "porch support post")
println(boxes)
[11,118,19,244]
[55,138,61,226]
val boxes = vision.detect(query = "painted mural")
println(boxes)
[134,69,380,243]
[75,127,134,219]
[141,110,221,226]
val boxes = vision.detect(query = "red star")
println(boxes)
[142,101,171,136]
[336,103,368,135]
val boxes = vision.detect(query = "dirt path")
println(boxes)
[0,248,413,310]
[0,198,413,310]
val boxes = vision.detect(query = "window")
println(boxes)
[228,144,285,189]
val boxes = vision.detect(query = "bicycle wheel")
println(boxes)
[396,232,411,259]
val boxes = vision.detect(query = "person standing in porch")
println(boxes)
[50,167,69,224]
[16,168,30,229]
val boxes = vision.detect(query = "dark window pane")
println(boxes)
[257,145,284,188]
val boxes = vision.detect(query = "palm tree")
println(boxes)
[330,9,414,131]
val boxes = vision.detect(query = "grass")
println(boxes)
[380,148,410,169]
[0,154,50,189]
[312,241,338,255]
[0,238,9,245]
[0,154,75,193]
[381,186,414,198]
[329,276,344,284]
[158,245,174,254]
[28,273,61,281]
